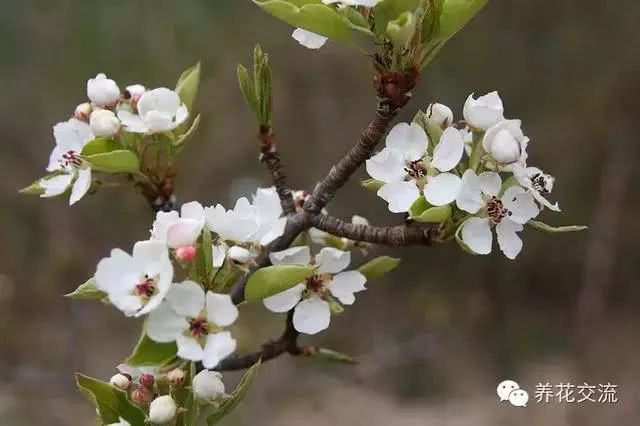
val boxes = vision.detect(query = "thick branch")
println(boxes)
[216,310,301,371]
[259,125,296,214]
[312,214,440,247]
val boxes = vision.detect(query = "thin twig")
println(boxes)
[259,125,296,214]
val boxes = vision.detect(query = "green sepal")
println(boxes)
[173,114,201,153]
[308,347,356,364]
[19,178,45,195]
[528,220,588,234]
[358,256,401,280]
[175,62,201,113]
[327,294,344,314]
[65,278,108,301]
[361,178,385,192]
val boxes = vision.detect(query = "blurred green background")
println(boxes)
[1,0,639,424]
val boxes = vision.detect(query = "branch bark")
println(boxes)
[259,125,296,214]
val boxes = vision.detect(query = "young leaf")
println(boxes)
[373,0,420,37]
[237,64,260,120]
[437,0,488,40]
[212,259,243,293]
[19,178,45,195]
[175,62,201,112]
[65,278,108,300]
[411,205,452,223]
[173,114,201,152]
[207,360,261,425]
[358,256,401,280]
[244,265,315,302]
[83,150,140,173]
[81,138,122,156]
[361,178,385,192]
[196,228,214,281]
[528,220,588,234]
[76,373,146,425]
[308,347,356,364]
[126,333,177,367]
[253,1,353,43]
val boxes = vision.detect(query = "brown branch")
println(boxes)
[312,214,440,247]
[259,125,296,214]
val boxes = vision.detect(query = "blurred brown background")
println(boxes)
[1,0,639,424]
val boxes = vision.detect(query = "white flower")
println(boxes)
[151,201,205,249]
[192,370,226,403]
[106,418,130,426]
[41,118,94,205]
[292,28,328,49]
[426,103,454,127]
[422,127,466,206]
[463,91,504,130]
[456,170,540,259]
[148,395,176,424]
[146,281,238,369]
[90,109,120,137]
[87,73,121,107]
[482,119,529,167]
[118,88,188,134]
[512,165,560,212]
[263,246,367,335]
[109,373,131,390]
[95,241,174,317]
[252,187,287,246]
[74,102,92,122]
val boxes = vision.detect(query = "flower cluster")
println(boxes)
[366,92,560,259]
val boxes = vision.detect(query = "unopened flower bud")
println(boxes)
[148,395,177,424]
[482,119,527,165]
[192,370,225,403]
[124,84,146,103]
[90,109,120,137]
[166,368,185,387]
[175,245,197,263]
[87,73,121,107]
[228,246,253,264]
[426,103,454,128]
[109,373,131,390]
[463,91,504,130]
[131,387,152,407]
[139,373,155,390]
[74,102,92,122]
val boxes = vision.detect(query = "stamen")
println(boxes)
[305,274,324,291]
[134,274,157,299]
[530,173,550,195]
[188,317,209,337]
[61,150,82,168]
[404,160,427,179]
[486,196,510,224]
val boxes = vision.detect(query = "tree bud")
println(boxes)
[131,387,152,407]
[109,373,131,390]
[87,73,121,107]
[482,119,527,165]
[166,368,185,387]
[90,109,120,137]
[148,395,177,424]
[139,373,155,390]
[74,102,92,122]
[175,245,197,263]
[426,103,454,128]
[192,370,226,403]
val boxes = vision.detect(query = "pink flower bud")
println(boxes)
[131,387,152,407]
[175,245,197,263]
[74,102,92,122]
[139,373,155,390]
[166,368,185,387]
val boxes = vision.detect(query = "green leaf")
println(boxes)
[126,333,177,367]
[76,373,146,425]
[81,138,122,156]
[83,150,140,173]
[212,259,243,293]
[412,205,451,223]
[373,0,420,37]
[253,1,353,43]
[327,295,344,314]
[409,196,429,216]
[454,218,476,254]
[338,6,373,35]
[358,256,401,280]
[207,361,261,425]
[387,11,417,49]
[196,228,214,281]
[173,114,201,152]
[437,0,488,40]
[19,178,45,195]
[176,62,201,112]
[65,278,108,300]
[309,347,356,364]
[528,220,588,234]
[244,265,316,302]
[237,64,260,120]
[361,178,385,192]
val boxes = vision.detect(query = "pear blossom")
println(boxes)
[463,91,504,130]
[118,88,188,134]
[148,395,177,424]
[456,170,540,259]
[151,201,205,250]
[94,241,173,317]
[366,123,464,212]
[146,281,238,369]
[512,164,560,211]
[74,102,92,121]
[89,109,120,137]
[263,246,367,335]
[41,118,94,205]
[87,73,121,107]
[482,119,529,167]
[426,102,454,127]
[292,28,328,49]
[166,368,185,386]
[192,370,226,403]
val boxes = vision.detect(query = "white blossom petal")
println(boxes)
[212,243,227,268]
[293,296,331,335]
[206,292,238,327]
[166,219,203,248]
[478,172,502,196]
[316,247,351,274]
[263,283,305,313]
[377,181,420,213]
[456,170,484,213]
[432,127,464,172]
[40,173,73,198]
[496,219,524,260]
[181,201,205,224]
[166,281,205,318]
[292,28,328,49]
[69,167,92,205]
[365,148,407,183]
[385,122,428,161]
[117,110,148,133]
[461,217,492,255]
[176,335,204,361]
[463,92,504,130]
[502,186,539,224]
[269,246,311,266]
[327,271,366,305]
[146,303,189,343]
[424,173,462,206]
[202,331,237,369]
